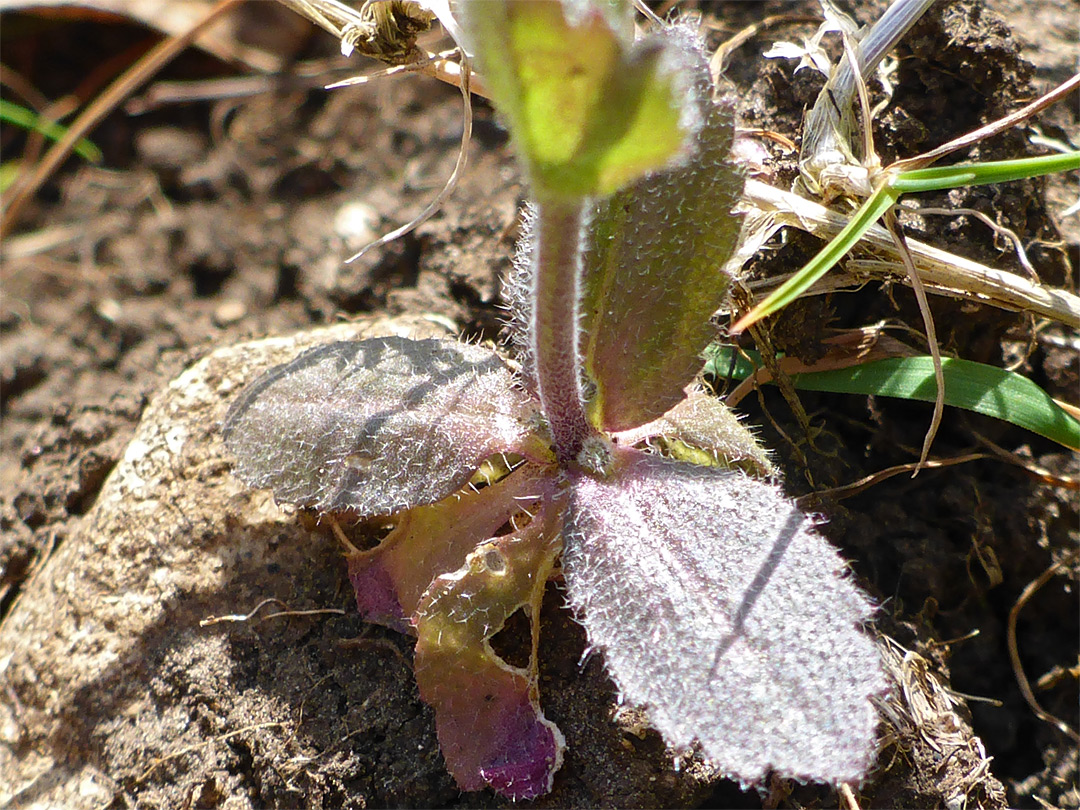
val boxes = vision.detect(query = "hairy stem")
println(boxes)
[531,200,593,465]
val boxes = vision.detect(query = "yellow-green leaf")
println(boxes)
[461,0,694,200]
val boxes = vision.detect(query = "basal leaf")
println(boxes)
[460,0,695,200]
[346,462,553,632]
[223,337,541,516]
[580,42,744,431]
[612,390,773,477]
[563,447,885,784]
[342,462,566,800]
[413,498,565,799]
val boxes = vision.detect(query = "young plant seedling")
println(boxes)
[224,1,886,799]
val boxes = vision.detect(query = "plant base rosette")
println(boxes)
[224,1,886,799]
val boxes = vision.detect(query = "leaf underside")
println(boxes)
[222,337,540,516]
[580,34,744,431]
[563,446,885,785]
[346,462,554,631]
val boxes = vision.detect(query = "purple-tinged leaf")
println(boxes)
[563,447,885,785]
[347,553,409,633]
[223,337,543,516]
[579,29,744,432]
[345,462,554,632]
[413,497,566,800]
[613,390,774,477]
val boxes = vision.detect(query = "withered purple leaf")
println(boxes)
[413,494,565,800]
[223,337,542,515]
[345,462,553,632]
[563,446,885,785]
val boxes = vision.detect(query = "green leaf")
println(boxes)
[580,72,743,431]
[613,390,774,477]
[790,356,1080,449]
[702,344,766,380]
[0,161,20,194]
[705,348,1080,450]
[460,0,694,200]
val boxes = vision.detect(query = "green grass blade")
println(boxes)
[702,344,764,380]
[731,185,898,332]
[891,151,1080,194]
[733,151,1080,333]
[705,347,1080,450]
[0,161,21,194]
[704,347,1079,449]
[0,99,103,163]
[790,357,1080,449]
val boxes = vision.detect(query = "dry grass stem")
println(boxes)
[199,597,291,626]
[136,722,288,782]
[912,207,1039,280]
[200,599,344,627]
[973,435,1080,490]
[876,636,998,809]
[342,49,472,263]
[839,782,862,810]
[799,453,993,505]
[737,179,1080,328]
[707,13,822,82]
[729,283,815,450]
[891,72,1080,174]
[1007,551,1080,743]
[883,210,944,471]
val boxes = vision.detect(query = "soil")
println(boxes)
[1,1,1077,808]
